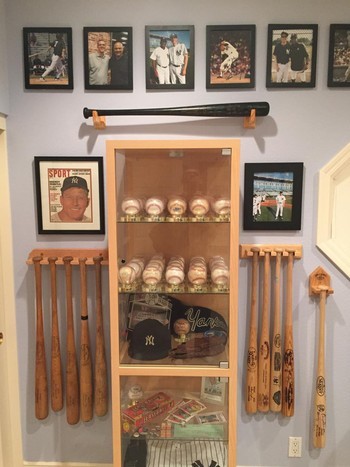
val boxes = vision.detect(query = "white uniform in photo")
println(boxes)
[220,41,239,76]
[169,43,188,84]
[275,193,286,218]
[150,46,170,84]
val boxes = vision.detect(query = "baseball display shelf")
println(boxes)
[106,140,240,467]
[83,101,270,129]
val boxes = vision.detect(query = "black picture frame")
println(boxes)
[145,25,194,89]
[34,156,105,235]
[23,27,73,90]
[327,24,350,87]
[84,26,133,90]
[266,24,318,88]
[206,25,256,89]
[243,162,304,231]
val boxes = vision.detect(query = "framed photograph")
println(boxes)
[206,25,256,89]
[145,25,194,89]
[266,24,318,88]
[23,27,73,89]
[84,27,133,90]
[200,377,226,405]
[327,24,350,87]
[243,162,304,231]
[34,156,105,235]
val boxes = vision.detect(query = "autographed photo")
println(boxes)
[145,25,194,89]
[243,163,304,231]
[23,27,73,89]
[206,25,256,88]
[34,156,105,234]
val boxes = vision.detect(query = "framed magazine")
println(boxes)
[34,156,105,234]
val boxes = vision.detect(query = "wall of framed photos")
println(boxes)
[1,0,350,466]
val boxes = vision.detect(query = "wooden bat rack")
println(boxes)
[26,248,109,265]
[240,244,303,259]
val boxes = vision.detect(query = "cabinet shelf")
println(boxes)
[107,139,239,467]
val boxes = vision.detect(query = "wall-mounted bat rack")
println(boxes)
[26,248,109,265]
[239,244,303,259]
[83,101,270,130]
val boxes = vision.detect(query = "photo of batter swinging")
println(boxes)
[206,25,256,88]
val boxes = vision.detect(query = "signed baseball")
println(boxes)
[165,266,185,285]
[118,264,137,285]
[167,196,187,216]
[121,197,144,216]
[189,196,210,217]
[211,197,231,216]
[145,196,166,216]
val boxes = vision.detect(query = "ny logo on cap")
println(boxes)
[71,177,79,184]
[145,335,155,346]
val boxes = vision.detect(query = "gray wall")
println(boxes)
[4,0,350,465]
[0,0,9,114]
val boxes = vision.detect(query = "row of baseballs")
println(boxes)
[121,195,230,217]
[118,254,230,287]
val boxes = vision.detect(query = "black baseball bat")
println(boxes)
[83,102,270,119]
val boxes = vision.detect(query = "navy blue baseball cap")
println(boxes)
[128,319,171,360]
[61,176,89,193]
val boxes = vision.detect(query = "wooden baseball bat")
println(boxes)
[270,248,283,412]
[258,249,271,412]
[79,257,93,422]
[48,256,63,412]
[245,247,260,414]
[313,286,328,448]
[63,256,79,425]
[83,101,270,119]
[33,256,49,420]
[93,256,108,417]
[282,249,295,417]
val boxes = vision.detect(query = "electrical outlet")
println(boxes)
[288,437,302,457]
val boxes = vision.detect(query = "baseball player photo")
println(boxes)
[145,26,194,89]
[23,27,73,89]
[206,25,256,88]
[328,25,350,87]
[267,24,317,88]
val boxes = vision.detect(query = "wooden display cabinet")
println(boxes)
[106,139,240,467]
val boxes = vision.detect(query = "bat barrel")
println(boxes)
[83,102,270,119]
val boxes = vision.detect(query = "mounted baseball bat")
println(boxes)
[63,256,79,425]
[270,248,283,412]
[310,267,333,448]
[33,256,48,420]
[79,257,93,422]
[282,249,295,417]
[48,256,63,412]
[93,256,108,417]
[245,247,260,414]
[258,249,271,412]
[83,101,270,119]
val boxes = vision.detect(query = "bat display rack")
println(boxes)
[106,139,240,467]
[83,101,270,130]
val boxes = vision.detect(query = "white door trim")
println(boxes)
[0,113,23,466]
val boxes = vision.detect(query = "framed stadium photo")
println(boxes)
[243,162,304,231]
[84,26,133,90]
[145,25,194,89]
[327,24,350,87]
[23,27,73,89]
[34,156,105,235]
[206,25,256,89]
[266,24,318,88]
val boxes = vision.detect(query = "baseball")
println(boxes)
[211,197,231,216]
[142,268,163,285]
[145,196,166,216]
[121,197,144,216]
[165,266,185,285]
[167,196,187,216]
[211,266,230,285]
[189,196,210,217]
[118,264,137,285]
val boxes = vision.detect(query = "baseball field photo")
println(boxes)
[327,24,350,87]
[243,163,304,231]
[23,27,73,89]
